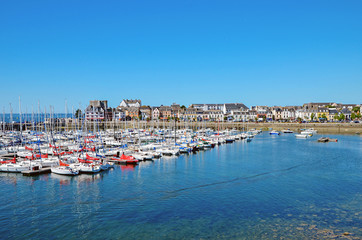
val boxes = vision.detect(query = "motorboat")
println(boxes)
[295,134,308,138]
[111,154,139,164]
[269,130,280,135]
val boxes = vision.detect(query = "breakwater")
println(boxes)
[5,121,362,135]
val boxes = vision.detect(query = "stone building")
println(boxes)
[85,100,112,121]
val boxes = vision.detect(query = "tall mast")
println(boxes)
[2,107,4,132]
[32,105,34,132]
[2,107,5,132]
[72,106,75,132]
[19,96,23,143]
[9,103,13,132]
[37,100,40,130]
[65,99,68,132]
[174,114,176,145]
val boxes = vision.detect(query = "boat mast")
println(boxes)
[37,100,41,133]
[9,103,13,132]
[19,96,23,144]
[65,99,68,133]
[174,114,176,146]
[2,107,5,133]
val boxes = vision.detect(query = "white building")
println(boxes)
[119,99,141,108]
[114,109,126,120]
[205,110,224,121]
[85,100,109,121]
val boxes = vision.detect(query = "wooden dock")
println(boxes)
[22,167,51,176]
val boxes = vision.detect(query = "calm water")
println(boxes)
[0,133,361,239]
[1,113,73,123]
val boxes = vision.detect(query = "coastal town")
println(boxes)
[2,1,362,239]
[83,99,362,123]
[2,99,361,176]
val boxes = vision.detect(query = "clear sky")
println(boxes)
[1,0,361,113]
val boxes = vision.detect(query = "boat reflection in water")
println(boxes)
[0,173,18,186]
[120,164,136,172]
[51,171,108,185]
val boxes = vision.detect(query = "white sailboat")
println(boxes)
[51,166,79,176]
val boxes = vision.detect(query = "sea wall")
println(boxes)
[9,121,362,135]
[86,121,362,135]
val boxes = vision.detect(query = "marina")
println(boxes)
[0,123,263,175]
[0,126,361,239]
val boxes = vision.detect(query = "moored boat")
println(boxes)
[51,166,79,176]
[269,130,280,135]
[295,134,308,138]
[111,154,139,164]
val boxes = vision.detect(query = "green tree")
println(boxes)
[352,106,360,113]
[321,113,327,119]
[180,105,186,110]
[334,113,339,120]
[310,113,315,121]
[296,117,302,122]
[356,113,361,119]
[338,113,345,121]
[351,113,356,120]
[75,109,82,118]
[224,116,227,121]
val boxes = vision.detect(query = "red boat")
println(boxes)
[59,160,69,166]
[35,153,48,158]
[78,158,94,164]
[83,146,96,152]
[25,146,34,151]
[0,156,16,164]
[111,154,138,164]
[86,154,99,161]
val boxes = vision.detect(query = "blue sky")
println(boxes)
[1,0,361,113]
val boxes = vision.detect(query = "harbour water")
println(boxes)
[0,113,73,123]
[0,133,361,239]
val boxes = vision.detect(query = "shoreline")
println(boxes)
[3,121,362,135]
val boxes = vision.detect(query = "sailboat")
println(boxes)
[51,160,79,175]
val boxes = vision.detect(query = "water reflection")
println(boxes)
[50,171,110,185]
[120,164,136,172]
[0,173,18,185]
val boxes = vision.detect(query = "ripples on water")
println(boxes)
[0,133,361,239]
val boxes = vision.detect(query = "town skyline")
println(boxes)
[2,98,362,115]
[80,99,361,123]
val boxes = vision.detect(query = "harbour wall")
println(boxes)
[6,122,362,135]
